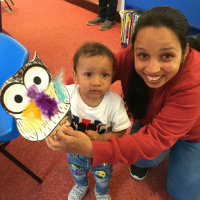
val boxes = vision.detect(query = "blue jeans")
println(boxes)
[131,120,200,200]
[67,153,112,194]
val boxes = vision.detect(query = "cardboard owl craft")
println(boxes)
[0,52,71,141]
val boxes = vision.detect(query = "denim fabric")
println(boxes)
[67,153,112,194]
[130,120,200,200]
[167,140,200,200]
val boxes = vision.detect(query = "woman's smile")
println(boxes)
[145,74,164,84]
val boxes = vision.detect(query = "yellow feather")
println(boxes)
[45,83,57,98]
[22,101,45,131]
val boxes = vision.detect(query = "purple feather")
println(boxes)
[35,92,59,119]
[27,85,60,119]
[27,85,38,99]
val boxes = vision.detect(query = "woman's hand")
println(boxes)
[45,122,93,157]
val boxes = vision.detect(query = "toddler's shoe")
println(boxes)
[68,184,88,200]
[95,189,111,200]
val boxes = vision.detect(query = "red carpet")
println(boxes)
[1,0,172,199]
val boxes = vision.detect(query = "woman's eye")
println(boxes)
[162,54,173,61]
[137,53,148,59]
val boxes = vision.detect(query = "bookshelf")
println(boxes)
[125,0,200,35]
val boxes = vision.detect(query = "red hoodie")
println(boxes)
[92,46,200,166]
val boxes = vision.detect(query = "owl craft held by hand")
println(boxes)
[0,53,71,141]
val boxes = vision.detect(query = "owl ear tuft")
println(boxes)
[32,52,46,68]
[34,52,41,62]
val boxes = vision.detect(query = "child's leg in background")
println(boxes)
[67,154,90,186]
[98,0,108,20]
[92,163,112,194]
[106,0,118,21]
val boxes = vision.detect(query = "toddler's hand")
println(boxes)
[45,125,93,157]
[86,130,103,141]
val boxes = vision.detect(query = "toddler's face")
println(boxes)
[73,55,114,107]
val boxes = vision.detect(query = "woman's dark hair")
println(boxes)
[125,6,200,119]
[125,68,149,119]
[73,42,115,72]
[132,6,200,53]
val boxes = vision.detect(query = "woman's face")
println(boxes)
[134,26,183,88]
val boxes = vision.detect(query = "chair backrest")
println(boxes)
[0,33,29,142]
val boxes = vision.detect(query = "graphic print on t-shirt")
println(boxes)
[71,115,107,134]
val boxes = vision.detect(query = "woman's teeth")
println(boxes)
[147,75,162,81]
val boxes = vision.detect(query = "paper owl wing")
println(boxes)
[0,52,71,141]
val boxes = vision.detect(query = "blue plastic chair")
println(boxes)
[0,33,42,183]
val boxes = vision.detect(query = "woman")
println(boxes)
[46,6,200,200]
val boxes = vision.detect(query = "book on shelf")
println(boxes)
[120,9,142,47]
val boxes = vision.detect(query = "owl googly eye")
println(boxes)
[1,83,30,114]
[24,66,50,92]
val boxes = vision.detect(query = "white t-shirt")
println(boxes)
[66,84,130,134]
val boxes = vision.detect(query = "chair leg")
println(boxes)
[9,0,14,5]
[3,0,12,11]
[0,146,43,183]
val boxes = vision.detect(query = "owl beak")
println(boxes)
[22,101,43,121]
